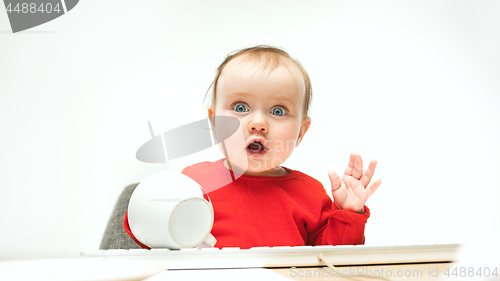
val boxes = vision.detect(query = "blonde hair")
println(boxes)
[204,45,312,117]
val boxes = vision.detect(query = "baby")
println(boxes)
[125,45,381,249]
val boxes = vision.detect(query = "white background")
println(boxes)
[1,1,499,258]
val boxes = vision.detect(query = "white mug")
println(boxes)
[128,171,214,249]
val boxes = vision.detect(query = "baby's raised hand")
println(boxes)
[328,153,381,214]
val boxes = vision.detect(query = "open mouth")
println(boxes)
[248,141,265,151]
[246,140,268,156]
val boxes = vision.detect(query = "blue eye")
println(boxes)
[271,107,285,116]
[233,104,248,113]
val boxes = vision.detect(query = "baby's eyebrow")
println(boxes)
[226,92,297,106]
[225,92,253,100]
[273,95,297,106]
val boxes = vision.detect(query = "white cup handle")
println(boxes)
[195,233,217,249]
[203,233,217,247]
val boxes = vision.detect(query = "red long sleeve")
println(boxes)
[124,159,369,249]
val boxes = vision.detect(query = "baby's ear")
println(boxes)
[208,106,216,137]
[208,106,216,126]
[296,117,311,147]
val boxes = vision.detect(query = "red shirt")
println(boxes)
[124,159,369,249]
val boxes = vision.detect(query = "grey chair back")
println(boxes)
[100,183,141,249]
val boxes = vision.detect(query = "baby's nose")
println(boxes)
[251,125,267,132]
[248,119,268,133]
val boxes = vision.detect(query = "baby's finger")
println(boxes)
[343,152,356,177]
[360,159,378,187]
[365,179,382,198]
[351,154,363,180]
[331,179,348,206]
[328,169,342,192]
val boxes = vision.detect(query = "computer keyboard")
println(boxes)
[82,244,460,270]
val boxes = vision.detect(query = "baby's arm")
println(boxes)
[328,153,381,214]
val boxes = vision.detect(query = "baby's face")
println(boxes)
[209,57,311,176]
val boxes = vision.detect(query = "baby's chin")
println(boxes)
[223,150,291,174]
[244,159,287,174]
[224,158,280,174]
[243,165,287,177]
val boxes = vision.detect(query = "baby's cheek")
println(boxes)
[218,129,248,168]
[271,139,296,153]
